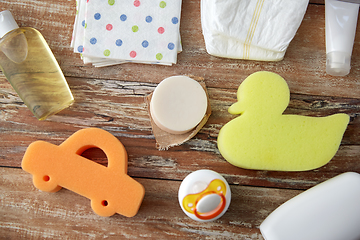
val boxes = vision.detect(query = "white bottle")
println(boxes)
[325,0,359,76]
[0,10,74,120]
[260,172,360,240]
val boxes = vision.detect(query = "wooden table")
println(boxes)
[1,0,359,239]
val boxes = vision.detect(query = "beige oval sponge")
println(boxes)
[217,71,349,171]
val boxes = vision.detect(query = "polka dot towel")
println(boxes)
[71,0,182,67]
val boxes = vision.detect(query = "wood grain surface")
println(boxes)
[1,0,359,239]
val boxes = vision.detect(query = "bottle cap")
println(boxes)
[326,51,351,76]
[0,10,19,38]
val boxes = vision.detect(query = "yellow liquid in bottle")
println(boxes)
[0,27,74,120]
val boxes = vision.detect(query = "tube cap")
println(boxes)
[0,10,19,38]
[326,51,351,76]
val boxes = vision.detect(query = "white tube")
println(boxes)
[325,0,359,76]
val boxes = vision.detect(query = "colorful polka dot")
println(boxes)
[77,45,84,53]
[120,14,127,21]
[158,27,165,34]
[116,39,123,46]
[159,1,166,8]
[104,49,111,56]
[94,13,101,20]
[132,25,139,32]
[145,16,152,23]
[168,42,175,50]
[76,1,181,64]
[172,17,179,24]
[156,53,163,60]
[130,51,137,58]
[90,38,97,45]
[142,40,149,48]
[106,24,113,31]
[134,0,140,7]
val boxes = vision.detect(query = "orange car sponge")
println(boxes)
[217,71,349,171]
[21,128,145,217]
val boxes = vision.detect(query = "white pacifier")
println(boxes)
[178,169,231,222]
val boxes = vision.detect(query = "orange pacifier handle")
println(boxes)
[21,128,145,217]
[182,179,227,220]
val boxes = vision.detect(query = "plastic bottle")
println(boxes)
[260,172,360,240]
[0,10,74,120]
[325,0,359,76]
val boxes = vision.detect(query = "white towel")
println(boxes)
[201,0,309,61]
[71,0,182,67]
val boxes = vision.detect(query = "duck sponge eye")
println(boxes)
[217,71,349,171]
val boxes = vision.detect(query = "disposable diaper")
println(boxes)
[201,0,309,61]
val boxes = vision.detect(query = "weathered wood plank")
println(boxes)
[1,75,359,190]
[1,128,358,190]
[0,167,303,239]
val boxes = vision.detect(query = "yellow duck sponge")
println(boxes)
[217,71,349,171]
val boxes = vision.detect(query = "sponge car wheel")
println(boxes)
[32,174,62,193]
[90,198,115,217]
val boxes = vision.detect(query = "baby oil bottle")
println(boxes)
[0,10,74,120]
